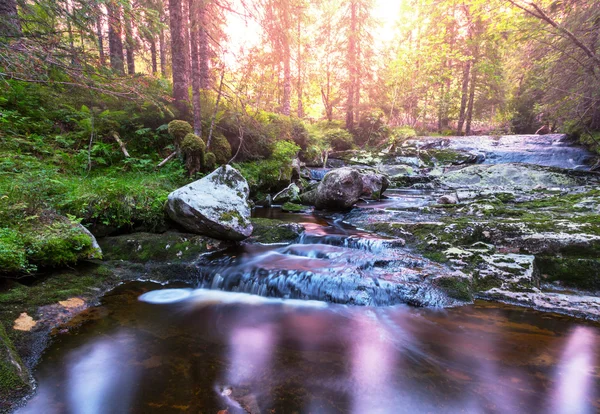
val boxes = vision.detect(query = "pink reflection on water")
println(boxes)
[551,326,597,414]
[65,332,139,414]
[350,310,398,414]
[225,324,275,385]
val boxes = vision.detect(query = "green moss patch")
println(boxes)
[250,218,305,244]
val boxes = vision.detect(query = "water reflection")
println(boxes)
[18,283,600,414]
[552,326,598,414]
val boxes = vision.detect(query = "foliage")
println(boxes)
[354,110,391,147]
[204,152,217,171]
[234,140,300,195]
[324,129,354,151]
[210,133,232,165]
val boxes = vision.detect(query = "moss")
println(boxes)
[181,133,206,176]
[432,276,473,302]
[0,323,29,399]
[210,134,232,165]
[250,218,304,243]
[281,202,311,213]
[98,232,217,263]
[0,214,99,276]
[219,210,243,224]
[536,256,600,291]
[473,273,504,291]
[168,120,193,147]
[422,251,449,263]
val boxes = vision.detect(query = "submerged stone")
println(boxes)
[165,165,253,241]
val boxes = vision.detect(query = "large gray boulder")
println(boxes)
[313,167,389,210]
[166,165,253,241]
[315,167,363,210]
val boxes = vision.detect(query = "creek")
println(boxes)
[15,134,600,413]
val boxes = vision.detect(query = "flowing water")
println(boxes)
[410,134,595,170]
[17,282,600,414]
[16,208,600,413]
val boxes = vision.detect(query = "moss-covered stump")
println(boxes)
[536,257,600,291]
[99,232,227,263]
[0,323,30,409]
[249,218,305,244]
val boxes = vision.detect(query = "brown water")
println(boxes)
[17,281,600,414]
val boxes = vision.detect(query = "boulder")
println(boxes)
[165,165,253,241]
[360,170,390,200]
[314,167,364,210]
[273,183,301,204]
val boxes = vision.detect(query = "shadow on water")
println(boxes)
[17,281,600,414]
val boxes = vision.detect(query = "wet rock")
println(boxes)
[165,165,253,241]
[359,169,390,200]
[248,218,305,244]
[273,183,301,204]
[479,289,600,321]
[508,232,600,256]
[437,194,458,205]
[536,256,600,291]
[440,163,588,190]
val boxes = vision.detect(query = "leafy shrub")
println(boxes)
[355,110,391,147]
[325,129,354,151]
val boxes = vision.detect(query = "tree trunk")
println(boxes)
[150,37,157,74]
[465,61,477,135]
[198,4,210,89]
[296,8,303,118]
[159,24,166,76]
[282,40,291,116]
[345,0,357,130]
[123,3,135,75]
[106,0,125,74]
[169,0,189,115]
[0,0,21,37]
[96,10,106,66]
[182,0,191,84]
[189,0,202,136]
[207,69,225,150]
[456,60,471,135]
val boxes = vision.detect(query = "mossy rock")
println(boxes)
[181,133,206,153]
[0,213,101,277]
[168,120,193,147]
[432,275,473,302]
[210,134,232,165]
[98,232,226,263]
[204,152,217,171]
[0,323,30,405]
[281,202,312,213]
[249,218,305,244]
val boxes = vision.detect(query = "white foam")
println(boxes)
[138,288,328,308]
[138,288,193,304]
